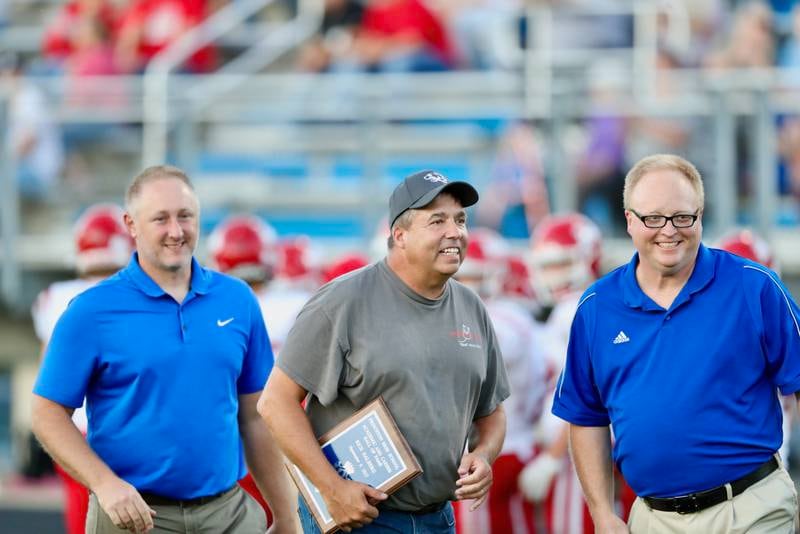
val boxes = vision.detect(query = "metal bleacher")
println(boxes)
[3,0,800,312]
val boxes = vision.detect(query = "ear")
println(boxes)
[123,212,137,239]
[392,224,407,249]
[624,210,634,237]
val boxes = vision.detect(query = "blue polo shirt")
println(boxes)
[34,254,273,499]
[553,244,800,497]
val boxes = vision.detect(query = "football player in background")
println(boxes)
[519,213,635,533]
[31,203,133,534]
[207,214,311,524]
[320,252,370,284]
[454,227,548,534]
[273,235,324,293]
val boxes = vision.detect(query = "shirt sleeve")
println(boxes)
[551,295,610,426]
[33,296,98,408]
[276,292,348,406]
[237,288,273,394]
[748,268,800,395]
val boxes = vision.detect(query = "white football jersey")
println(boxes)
[256,287,311,357]
[32,278,99,345]
[535,292,583,446]
[32,277,104,432]
[539,292,582,382]
[485,298,548,458]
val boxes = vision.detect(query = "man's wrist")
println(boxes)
[470,448,494,465]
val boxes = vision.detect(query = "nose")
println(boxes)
[166,217,184,238]
[444,218,464,239]
[659,221,679,235]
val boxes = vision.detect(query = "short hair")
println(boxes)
[387,210,416,249]
[623,154,704,210]
[125,165,194,212]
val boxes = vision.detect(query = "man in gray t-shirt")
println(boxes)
[259,170,510,533]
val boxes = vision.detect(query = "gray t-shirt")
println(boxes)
[278,259,510,511]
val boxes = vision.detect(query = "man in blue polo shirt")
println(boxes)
[553,154,800,533]
[31,165,300,534]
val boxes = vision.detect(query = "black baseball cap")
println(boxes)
[389,170,479,227]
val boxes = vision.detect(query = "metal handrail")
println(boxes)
[142,0,323,167]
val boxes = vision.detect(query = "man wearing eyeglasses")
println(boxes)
[552,154,800,533]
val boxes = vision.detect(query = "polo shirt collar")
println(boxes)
[123,253,211,297]
[621,243,715,310]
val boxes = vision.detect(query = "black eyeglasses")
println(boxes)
[629,209,700,229]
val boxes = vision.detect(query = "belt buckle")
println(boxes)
[675,494,699,515]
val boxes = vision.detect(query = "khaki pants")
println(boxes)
[86,485,267,534]
[628,467,798,534]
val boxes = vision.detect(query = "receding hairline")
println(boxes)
[125,165,196,212]
[623,154,705,210]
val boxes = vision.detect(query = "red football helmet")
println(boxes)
[528,213,602,306]
[275,235,324,289]
[321,253,370,284]
[716,228,776,271]
[502,254,536,302]
[73,203,133,274]
[207,215,278,283]
[456,227,509,297]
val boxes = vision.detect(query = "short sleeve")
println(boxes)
[33,297,98,408]
[748,268,800,395]
[277,296,348,406]
[551,296,610,426]
[237,289,273,394]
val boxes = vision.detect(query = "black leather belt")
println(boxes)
[139,485,236,507]
[643,457,779,514]
[384,501,447,516]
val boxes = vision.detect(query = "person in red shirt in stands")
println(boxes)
[115,0,217,73]
[336,0,456,72]
[42,0,119,65]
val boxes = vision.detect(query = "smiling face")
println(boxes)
[124,176,199,281]
[625,168,703,280]
[393,192,468,285]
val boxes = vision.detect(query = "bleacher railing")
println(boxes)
[3,2,800,309]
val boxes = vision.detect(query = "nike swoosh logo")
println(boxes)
[217,318,234,327]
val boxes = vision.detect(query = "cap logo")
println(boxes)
[423,172,448,184]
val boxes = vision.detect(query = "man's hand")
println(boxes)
[323,479,387,532]
[518,453,562,502]
[454,451,493,510]
[593,512,630,534]
[94,477,156,533]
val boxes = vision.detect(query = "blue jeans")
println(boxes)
[298,496,456,534]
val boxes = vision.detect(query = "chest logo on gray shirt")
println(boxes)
[451,323,482,349]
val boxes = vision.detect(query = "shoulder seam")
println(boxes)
[743,265,800,339]
[557,292,596,399]
[577,292,597,309]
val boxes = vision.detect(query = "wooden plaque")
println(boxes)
[286,397,423,534]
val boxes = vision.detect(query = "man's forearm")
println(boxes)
[258,373,343,496]
[31,394,117,491]
[239,415,298,525]
[471,404,506,463]
[569,424,616,519]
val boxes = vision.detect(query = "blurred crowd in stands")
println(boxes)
[15,0,800,75]
[4,0,800,237]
